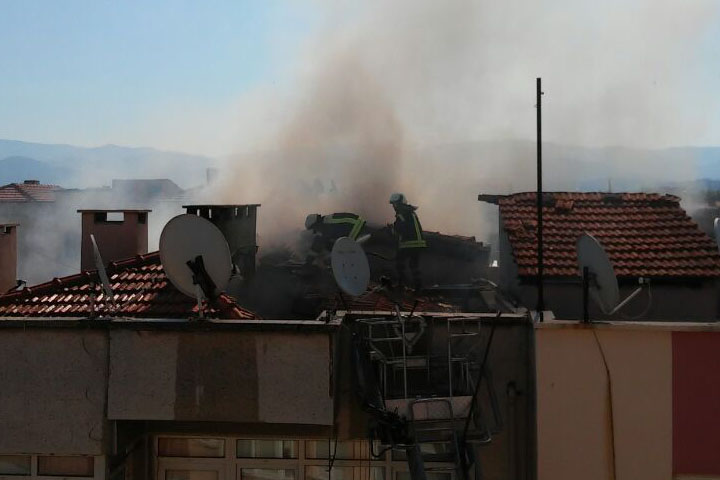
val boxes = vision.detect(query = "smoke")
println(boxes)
[213,0,719,246]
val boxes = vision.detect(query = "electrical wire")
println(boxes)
[590,327,617,480]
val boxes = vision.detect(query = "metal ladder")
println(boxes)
[408,398,463,479]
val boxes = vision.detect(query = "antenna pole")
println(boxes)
[582,266,589,323]
[536,77,545,321]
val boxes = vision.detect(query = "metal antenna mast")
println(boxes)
[536,78,545,321]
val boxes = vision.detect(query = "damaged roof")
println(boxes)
[0,181,62,202]
[0,252,257,319]
[491,192,720,278]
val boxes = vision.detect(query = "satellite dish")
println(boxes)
[714,218,720,253]
[576,233,619,314]
[331,236,370,297]
[159,214,232,299]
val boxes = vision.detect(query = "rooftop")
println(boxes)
[484,192,720,278]
[0,181,62,202]
[0,252,257,319]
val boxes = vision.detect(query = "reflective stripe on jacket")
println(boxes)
[323,213,366,241]
[394,208,427,249]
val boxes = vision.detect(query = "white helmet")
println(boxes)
[305,214,322,230]
[389,192,406,204]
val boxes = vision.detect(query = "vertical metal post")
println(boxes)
[583,266,589,323]
[536,77,545,321]
[447,319,453,397]
[401,316,408,399]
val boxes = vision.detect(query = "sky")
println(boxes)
[1,1,720,157]
[0,1,319,155]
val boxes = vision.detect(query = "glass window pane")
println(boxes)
[396,473,450,480]
[305,466,354,480]
[236,440,297,459]
[38,456,94,477]
[369,469,385,480]
[0,455,30,475]
[159,438,225,458]
[166,470,219,480]
[241,469,296,480]
[305,466,384,480]
[304,441,355,460]
[392,443,454,461]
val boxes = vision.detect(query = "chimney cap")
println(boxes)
[23,179,40,185]
[77,209,152,213]
[0,223,19,227]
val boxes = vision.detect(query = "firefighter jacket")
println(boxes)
[310,213,366,254]
[392,205,427,249]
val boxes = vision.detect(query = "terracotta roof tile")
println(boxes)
[0,252,258,319]
[498,192,720,278]
[0,182,62,202]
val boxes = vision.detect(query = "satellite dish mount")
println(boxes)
[577,233,648,322]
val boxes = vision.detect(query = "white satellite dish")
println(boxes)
[159,214,232,299]
[577,233,620,314]
[714,218,720,253]
[331,236,370,297]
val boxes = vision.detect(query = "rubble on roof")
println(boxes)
[493,192,720,278]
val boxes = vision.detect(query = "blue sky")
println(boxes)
[0,1,319,155]
[1,1,719,157]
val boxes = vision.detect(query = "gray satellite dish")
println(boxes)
[577,233,620,314]
[331,236,370,297]
[159,214,232,299]
[714,218,720,253]
[577,233,647,317]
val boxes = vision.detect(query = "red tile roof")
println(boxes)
[0,252,257,319]
[0,182,62,202]
[497,192,720,278]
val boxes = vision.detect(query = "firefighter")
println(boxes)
[389,193,426,289]
[304,212,367,265]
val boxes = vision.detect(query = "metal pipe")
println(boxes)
[583,266,590,323]
[536,77,545,321]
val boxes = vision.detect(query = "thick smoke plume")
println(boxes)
[214,0,719,247]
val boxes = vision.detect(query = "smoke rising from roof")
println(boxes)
[215,0,719,245]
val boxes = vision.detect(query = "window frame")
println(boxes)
[153,435,455,480]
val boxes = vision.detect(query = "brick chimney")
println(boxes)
[184,204,260,277]
[79,210,150,271]
[0,224,18,293]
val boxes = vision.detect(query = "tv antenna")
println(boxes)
[160,214,232,318]
[330,236,370,297]
[90,234,115,305]
[576,233,648,321]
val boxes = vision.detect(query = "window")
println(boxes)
[166,470,219,480]
[0,455,30,476]
[396,473,450,480]
[305,467,384,480]
[240,469,295,480]
[236,440,297,459]
[392,443,454,462]
[304,441,356,460]
[37,456,94,477]
[159,438,225,458]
